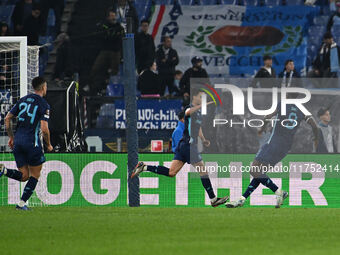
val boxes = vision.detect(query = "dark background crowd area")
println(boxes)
[1,0,339,96]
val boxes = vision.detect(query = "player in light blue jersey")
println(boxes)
[131,89,229,207]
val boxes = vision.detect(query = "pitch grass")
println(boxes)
[1,207,340,255]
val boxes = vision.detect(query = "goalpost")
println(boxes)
[0,37,42,206]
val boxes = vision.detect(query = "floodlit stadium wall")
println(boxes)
[1,153,340,207]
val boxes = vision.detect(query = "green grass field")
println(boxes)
[1,207,340,255]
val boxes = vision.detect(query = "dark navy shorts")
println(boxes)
[255,142,289,166]
[13,141,46,168]
[173,140,202,165]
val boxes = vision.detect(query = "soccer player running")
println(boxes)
[131,89,229,207]
[0,77,53,210]
[226,92,319,208]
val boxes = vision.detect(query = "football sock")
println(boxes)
[242,178,261,199]
[21,176,38,202]
[200,175,216,199]
[146,165,170,176]
[18,200,26,207]
[5,168,23,181]
[258,174,278,193]
[275,188,282,196]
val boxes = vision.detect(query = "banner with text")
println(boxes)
[114,99,182,130]
[1,153,340,207]
[150,4,318,75]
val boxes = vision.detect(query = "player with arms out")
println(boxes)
[131,89,229,207]
[0,77,53,210]
[226,93,319,208]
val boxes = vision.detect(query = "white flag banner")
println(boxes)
[149,4,319,75]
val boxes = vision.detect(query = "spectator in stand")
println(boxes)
[172,110,185,152]
[11,0,35,35]
[113,0,139,34]
[0,22,11,36]
[54,33,73,81]
[180,57,209,98]
[172,70,183,96]
[11,0,33,35]
[278,59,301,88]
[327,0,340,31]
[312,32,340,78]
[88,9,125,95]
[137,62,162,95]
[22,4,44,46]
[316,107,337,153]
[135,19,155,74]
[40,0,65,35]
[251,55,276,88]
[156,36,179,96]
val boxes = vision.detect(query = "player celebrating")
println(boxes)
[0,77,53,210]
[226,93,319,208]
[131,89,229,207]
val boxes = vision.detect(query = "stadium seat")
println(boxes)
[191,0,201,4]
[99,104,115,116]
[179,0,194,4]
[135,2,149,20]
[39,36,54,51]
[331,25,340,37]
[223,0,236,4]
[47,9,56,27]
[38,35,53,45]
[139,1,154,20]
[313,15,329,26]
[2,0,17,4]
[159,0,175,4]
[235,0,245,5]
[135,0,149,5]
[308,36,322,46]
[321,5,331,15]
[179,0,193,4]
[96,116,114,129]
[244,0,258,6]
[335,36,340,46]
[265,0,281,6]
[106,83,124,97]
[306,55,313,67]
[308,26,326,37]
[202,0,217,4]
[308,44,318,59]
[0,5,14,25]
[285,0,304,5]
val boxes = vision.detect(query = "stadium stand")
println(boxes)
[2,0,339,130]
[0,0,75,78]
